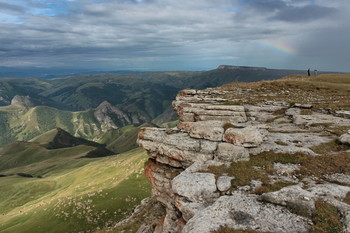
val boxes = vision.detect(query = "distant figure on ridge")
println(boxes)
[314,69,318,76]
[307,69,310,76]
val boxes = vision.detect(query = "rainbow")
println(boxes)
[257,41,296,55]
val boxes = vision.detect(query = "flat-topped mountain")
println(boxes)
[217,65,267,71]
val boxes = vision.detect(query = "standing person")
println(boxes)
[307,69,310,76]
[314,69,318,76]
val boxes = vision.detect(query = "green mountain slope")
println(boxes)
[0,104,121,146]
[0,148,151,233]
[0,128,113,174]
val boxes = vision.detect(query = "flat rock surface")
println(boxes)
[182,193,312,233]
[172,172,218,203]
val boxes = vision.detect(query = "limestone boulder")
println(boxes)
[178,121,224,141]
[259,185,316,217]
[172,172,218,203]
[339,131,350,145]
[216,176,233,192]
[200,140,218,154]
[216,143,249,162]
[223,126,266,147]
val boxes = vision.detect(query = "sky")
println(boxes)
[0,0,349,72]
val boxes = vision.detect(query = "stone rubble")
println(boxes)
[137,88,350,233]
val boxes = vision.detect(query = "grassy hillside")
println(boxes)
[0,148,151,233]
[0,128,114,174]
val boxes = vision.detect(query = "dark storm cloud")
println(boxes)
[272,4,337,22]
[239,0,337,22]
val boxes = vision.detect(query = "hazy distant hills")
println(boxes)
[0,66,308,146]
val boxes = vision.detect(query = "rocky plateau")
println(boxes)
[137,76,350,233]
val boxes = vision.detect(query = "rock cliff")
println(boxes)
[137,75,350,233]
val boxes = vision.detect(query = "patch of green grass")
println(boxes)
[297,152,350,179]
[253,181,294,195]
[310,201,342,233]
[327,126,350,137]
[300,109,312,115]
[310,139,350,154]
[211,226,272,233]
[98,197,165,233]
[272,108,287,116]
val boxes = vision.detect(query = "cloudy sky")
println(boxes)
[0,0,349,72]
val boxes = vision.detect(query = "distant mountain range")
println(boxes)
[0,67,141,79]
[0,65,316,146]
